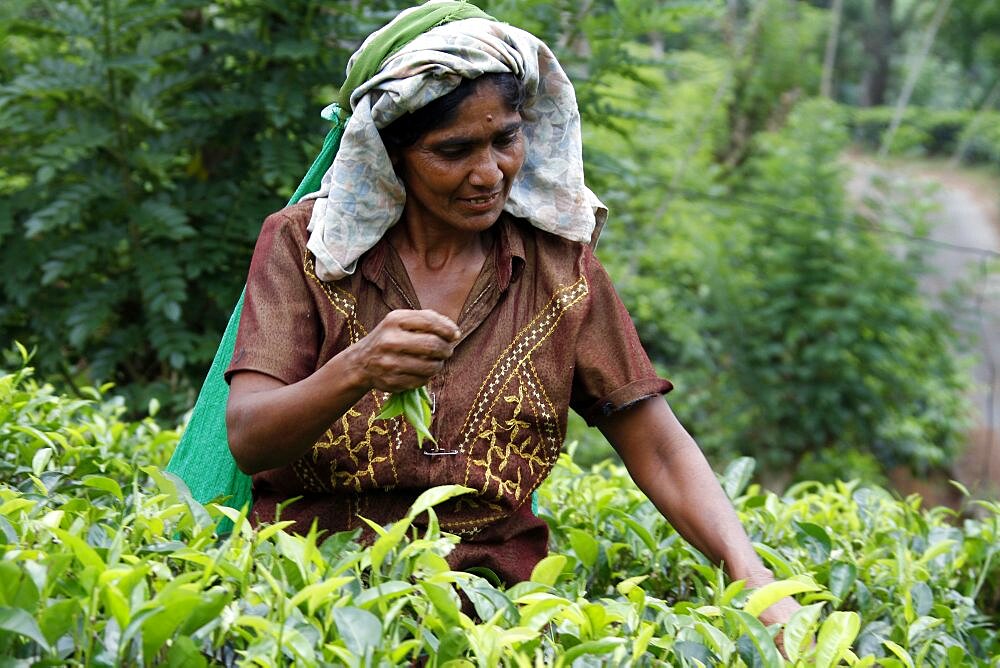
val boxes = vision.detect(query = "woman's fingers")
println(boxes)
[352,309,461,392]
[390,309,461,341]
[380,330,456,360]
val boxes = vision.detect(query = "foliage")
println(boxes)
[0,0,977,479]
[0,355,998,665]
[848,106,1000,167]
[0,0,400,415]
[376,386,436,449]
[822,0,999,109]
[585,48,971,477]
[937,0,1000,88]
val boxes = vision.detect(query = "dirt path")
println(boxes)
[845,155,1000,501]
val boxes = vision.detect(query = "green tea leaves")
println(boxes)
[333,606,382,658]
[0,607,50,652]
[1,358,999,665]
[815,611,861,668]
[743,576,820,618]
[376,386,436,448]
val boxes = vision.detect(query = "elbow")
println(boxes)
[230,449,262,476]
[226,402,264,475]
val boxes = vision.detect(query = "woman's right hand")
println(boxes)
[347,309,461,393]
[227,309,460,474]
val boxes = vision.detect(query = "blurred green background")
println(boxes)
[2,0,998,492]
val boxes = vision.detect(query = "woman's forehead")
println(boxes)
[422,86,522,142]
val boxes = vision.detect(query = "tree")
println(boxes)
[859,0,895,106]
[0,0,398,413]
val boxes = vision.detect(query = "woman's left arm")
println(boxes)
[597,396,800,628]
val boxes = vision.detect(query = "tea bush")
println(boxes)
[1,352,997,666]
[586,62,970,478]
[847,106,1000,168]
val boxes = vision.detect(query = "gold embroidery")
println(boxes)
[298,253,401,491]
[450,277,589,528]
[458,277,588,456]
[297,249,590,535]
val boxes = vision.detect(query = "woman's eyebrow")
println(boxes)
[429,121,524,150]
[497,120,524,135]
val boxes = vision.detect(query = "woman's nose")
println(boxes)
[468,150,503,188]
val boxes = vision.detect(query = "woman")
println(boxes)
[224,1,797,628]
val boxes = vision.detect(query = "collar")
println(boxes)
[360,212,526,293]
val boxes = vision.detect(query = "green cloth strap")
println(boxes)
[165,115,346,519]
[165,0,540,522]
[338,2,495,110]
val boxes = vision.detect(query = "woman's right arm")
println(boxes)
[226,309,460,474]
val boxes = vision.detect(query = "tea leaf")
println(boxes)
[720,457,755,499]
[744,577,820,617]
[815,611,861,668]
[793,521,832,563]
[529,554,567,587]
[370,517,412,573]
[375,394,405,420]
[51,527,104,571]
[0,606,50,651]
[377,387,436,447]
[726,609,783,668]
[567,528,599,567]
[31,447,52,475]
[333,606,382,657]
[519,595,567,631]
[458,577,517,625]
[290,576,354,612]
[407,485,475,519]
[82,475,124,501]
[562,638,626,663]
[422,582,462,626]
[783,601,825,663]
[256,520,297,542]
[828,562,857,602]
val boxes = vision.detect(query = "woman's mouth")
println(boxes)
[459,191,501,208]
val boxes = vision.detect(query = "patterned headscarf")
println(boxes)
[300,11,606,281]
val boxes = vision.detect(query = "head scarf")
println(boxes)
[300,7,606,281]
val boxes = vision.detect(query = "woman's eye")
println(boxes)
[436,146,470,159]
[494,132,520,147]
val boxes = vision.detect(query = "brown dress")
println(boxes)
[226,200,672,583]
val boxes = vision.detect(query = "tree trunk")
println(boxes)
[879,0,954,158]
[860,0,894,106]
[821,0,845,99]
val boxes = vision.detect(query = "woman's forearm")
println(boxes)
[226,348,370,474]
[226,309,460,474]
[598,398,771,581]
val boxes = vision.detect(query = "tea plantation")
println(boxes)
[1,350,997,666]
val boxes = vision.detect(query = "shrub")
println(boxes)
[1,353,997,665]
[0,0,399,415]
[589,69,971,478]
[847,106,1000,167]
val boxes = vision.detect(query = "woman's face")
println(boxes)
[395,82,525,237]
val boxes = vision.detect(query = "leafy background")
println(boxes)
[2,0,1000,663]
[2,0,993,484]
[0,353,997,665]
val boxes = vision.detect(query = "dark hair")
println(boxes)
[379,72,527,152]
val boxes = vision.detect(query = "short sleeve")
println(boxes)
[570,248,673,425]
[225,208,320,385]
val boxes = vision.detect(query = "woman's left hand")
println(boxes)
[597,399,801,655]
[745,572,802,657]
